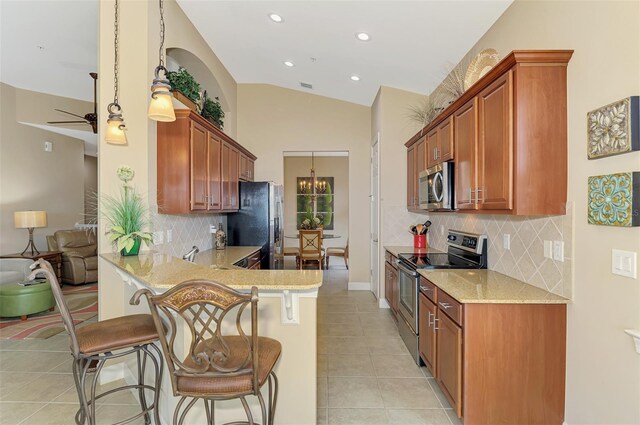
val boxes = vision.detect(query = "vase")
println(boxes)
[120,237,142,256]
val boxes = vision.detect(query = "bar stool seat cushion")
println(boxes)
[75,314,159,355]
[177,336,282,396]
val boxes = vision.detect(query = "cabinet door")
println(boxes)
[385,262,394,307]
[221,142,238,210]
[426,129,439,169]
[239,153,249,181]
[416,136,427,175]
[454,98,478,210]
[419,293,437,376]
[391,267,399,312]
[436,311,463,418]
[478,71,513,210]
[438,117,454,162]
[190,121,208,211]
[207,133,222,210]
[407,146,416,208]
[248,159,255,182]
[228,145,240,210]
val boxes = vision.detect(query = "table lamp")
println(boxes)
[14,211,47,255]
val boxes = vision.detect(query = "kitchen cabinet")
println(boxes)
[158,110,256,214]
[427,117,454,169]
[239,153,255,182]
[405,50,572,215]
[384,251,399,315]
[416,276,566,423]
[406,146,416,209]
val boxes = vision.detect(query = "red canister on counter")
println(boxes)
[413,234,427,249]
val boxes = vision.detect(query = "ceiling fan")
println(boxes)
[47,72,98,134]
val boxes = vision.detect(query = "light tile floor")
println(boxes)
[317,267,462,425]
[0,265,463,425]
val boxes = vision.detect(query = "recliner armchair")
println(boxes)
[47,230,98,285]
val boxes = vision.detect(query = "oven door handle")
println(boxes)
[396,261,418,277]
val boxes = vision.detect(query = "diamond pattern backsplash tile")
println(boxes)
[382,205,430,246]
[426,202,573,298]
[149,212,227,258]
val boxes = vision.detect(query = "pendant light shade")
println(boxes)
[148,67,175,122]
[148,0,176,122]
[105,103,127,145]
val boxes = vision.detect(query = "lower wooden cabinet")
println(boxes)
[384,254,398,314]
[418,279,567,424]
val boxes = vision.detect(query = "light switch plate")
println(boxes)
[553,241,564,262]
[544,240,553,259]
[166,229,173,243]
[503,234,511,250]
[44,141,53,152]
[612,249,637,278]
[153,231,163,245]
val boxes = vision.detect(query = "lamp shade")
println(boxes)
[105,120,127,145]
[148,87,176,122]
[14,211,47,228]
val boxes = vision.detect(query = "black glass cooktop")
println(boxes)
[398,252,482,269]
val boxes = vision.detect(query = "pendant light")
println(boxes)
[148,0,175,122]
[105,0,127,145]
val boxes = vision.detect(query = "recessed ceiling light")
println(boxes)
[284,61,294,67]
[356,32,371,41]
[268,13,283,23]
[350,75,360,81]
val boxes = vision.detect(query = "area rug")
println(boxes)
[0,283,98,339]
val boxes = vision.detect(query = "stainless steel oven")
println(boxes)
[418,161,454,210]
[395,259,421,363]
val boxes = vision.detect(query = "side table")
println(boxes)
[0,251,63,285]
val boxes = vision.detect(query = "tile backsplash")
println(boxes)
[427,202,573,299]
[150,212,226,258]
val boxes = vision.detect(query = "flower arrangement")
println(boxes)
[102,166,152,256]
[300,215,323,230]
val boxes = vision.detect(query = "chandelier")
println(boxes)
[299,152,327,198]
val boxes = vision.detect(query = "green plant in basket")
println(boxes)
[201,94,225,129]
[102,166,152,256]
[166,67,201,104]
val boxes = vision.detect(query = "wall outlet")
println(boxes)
[152,231,163,245]
[166,229,172,243]
[544,240,553,259]
[553,240,564,262]
[503,234,511,250]
[612,249,637,278]
[44,141,53,152]
[210,224,217,234]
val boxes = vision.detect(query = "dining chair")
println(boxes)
[326,238,349,269]
[298,229,324,270]
[282,246,300,268]
[28,259,163,425]
[132,280,282,425]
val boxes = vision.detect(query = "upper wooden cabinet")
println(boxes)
[407,145,417,209]
[157,110,256,214]
[406,50,573,215]
[239,153,255,182]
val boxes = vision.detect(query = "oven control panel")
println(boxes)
[447,230,487,254]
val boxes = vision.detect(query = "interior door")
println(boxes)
[370,134,380,297]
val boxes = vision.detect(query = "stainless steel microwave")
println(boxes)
[418,161,454,211]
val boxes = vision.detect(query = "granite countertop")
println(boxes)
[100,249,322,291]
[384,246,444,257]
[418,269,570,304]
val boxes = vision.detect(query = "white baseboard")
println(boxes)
[348,281,371,291]
[378,298,390,309]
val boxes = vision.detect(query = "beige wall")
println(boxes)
[84,155,98,224]
[433,1,640,422]
[238,84,371,283]
[0,83,85,254]
[283,156,349,250]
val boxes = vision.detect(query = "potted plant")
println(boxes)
[102,166,153,256]
[166,66,201,112]
[201,94,225,129]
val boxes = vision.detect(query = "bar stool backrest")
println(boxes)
[133,281,260,396]
[28,259,80,356]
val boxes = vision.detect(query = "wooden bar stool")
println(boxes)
[132,280,282,425]
[28,259,163,425]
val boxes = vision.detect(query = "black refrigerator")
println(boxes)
[227,182,284,270]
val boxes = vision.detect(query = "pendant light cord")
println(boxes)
[113,0,120,106]
[158,0,165,68]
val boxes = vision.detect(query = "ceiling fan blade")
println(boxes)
[47,120,89,124]
[90,72,98,116]
[54,109,86,120]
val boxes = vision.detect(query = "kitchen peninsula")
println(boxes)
[98,249,322,425]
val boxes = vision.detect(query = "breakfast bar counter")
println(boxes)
[98,250,322,424]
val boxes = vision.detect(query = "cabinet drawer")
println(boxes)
[385,251,397,268]
[438,290,463,326]
[419,277,437,303]
[247,250,261,268]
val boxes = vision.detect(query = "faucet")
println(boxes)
[182,246,199,263]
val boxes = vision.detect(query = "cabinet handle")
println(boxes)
[469,188,475,201]
[439,302,451,310]
[420,285,432,292]
[427,311,433,328]
[476,188,483,202]
[433,317,439,331]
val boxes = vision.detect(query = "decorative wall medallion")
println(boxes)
[587,96,639,159]
[588,172,639,226]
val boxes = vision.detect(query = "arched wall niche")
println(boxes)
[166,47,230,113]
